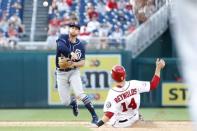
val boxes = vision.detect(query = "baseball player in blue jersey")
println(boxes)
[55,23,98,124]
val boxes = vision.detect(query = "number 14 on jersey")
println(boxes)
[121,98,137,112]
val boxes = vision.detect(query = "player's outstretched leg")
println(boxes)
[69,98,79,117]
[81,95,98,124]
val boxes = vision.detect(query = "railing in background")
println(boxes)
[126,2,169,58]
[0,37,127,51]
[79,36,126,50]
[30,0,38,41]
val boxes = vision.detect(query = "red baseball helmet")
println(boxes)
[111,65,126,82]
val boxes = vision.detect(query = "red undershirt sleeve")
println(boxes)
[150,75,160,90]
[105,111,114,119]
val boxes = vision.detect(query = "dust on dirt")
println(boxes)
[0,121,194,131]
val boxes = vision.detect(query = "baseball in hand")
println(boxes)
[156,58,165,69]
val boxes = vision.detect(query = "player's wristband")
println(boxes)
[96,120,104,127]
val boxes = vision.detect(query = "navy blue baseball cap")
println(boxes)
[69,23,80,30]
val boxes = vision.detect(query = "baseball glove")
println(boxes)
[58,57,73,69]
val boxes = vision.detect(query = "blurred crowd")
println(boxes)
[0,0,25,49]
[0,0,165,50]
[47,0,160,50]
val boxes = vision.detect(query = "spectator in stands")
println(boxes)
[117,11,127,24]
[47,21,59,49]
[106,0,118,11]
[66,0,73,7]
[60,13,70,26]
[98,22,112,49]
[11,1,22,11]
[0,10,8,21]
[86,3,99,21]
[48,9,57,20]
[48,0,59,20]
[117,0,127,10]
[59,24,69,35]
[79,24,91,48]
[96,0,106,15]
[155,0,165,9]
[56,0,69,17]
[47,0,159,50]
[125,2,133,11]
[99,22,111,38]
[0,15,8,33]
[125,22,136,35]
[69,12,78,23]
[0,29,7,48]
[7,23,18,48]
[9,13,25,37]
[56,0,71,17]
[49,16,61,31]
[144,0,156,18]
[0,11,2,20]
[109,26,123,49]
[88,30,100,50]
[133,0,147,24]
[87,15,100,33]
[130,0,135,8]
[80,24,91,36]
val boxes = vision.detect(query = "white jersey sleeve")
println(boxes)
[103,90,118,113]
[131,80,150,93]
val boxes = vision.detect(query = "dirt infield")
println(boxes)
[0,121,194,131]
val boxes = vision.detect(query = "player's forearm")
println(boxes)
[96,115,109,127]
[150,75,160,90]
[150,67,162,90]
[154,67,161,77]
[154,58,165,77]
[96,112,114,127]
[73,60,85,68]
[102,115,110,123]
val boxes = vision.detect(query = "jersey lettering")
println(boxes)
[75,49,82,60]
[128,98,137,109]
[121,98,137,112]
[114,88,137,103]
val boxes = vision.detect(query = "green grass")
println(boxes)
[0,108,101,121]
[0,108,190,121]
[140,108,190,121]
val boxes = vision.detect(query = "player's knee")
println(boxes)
[77,93,91,105]
[77,93,86,100]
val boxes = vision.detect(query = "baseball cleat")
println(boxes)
[139,114,144,121]
[91,115,99,124]
[70,100,79,117]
